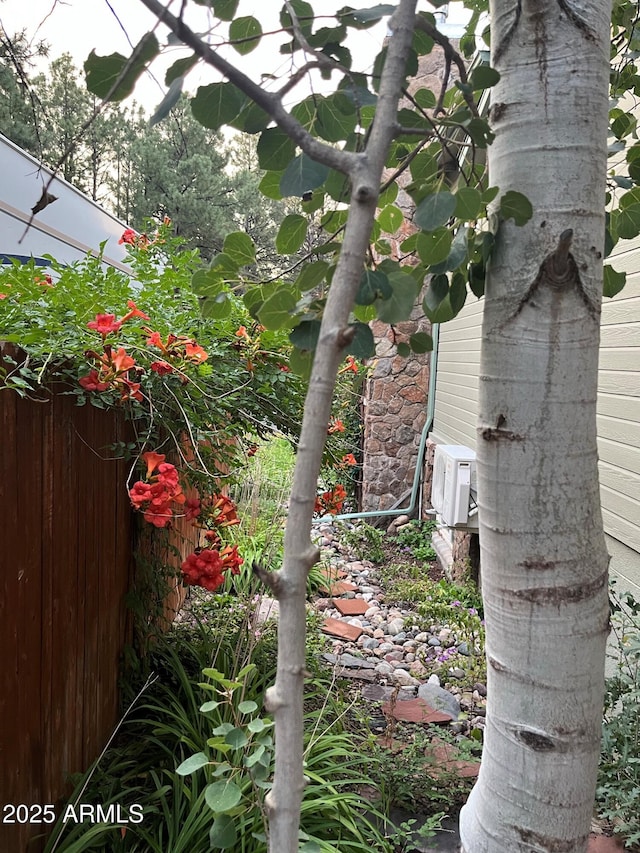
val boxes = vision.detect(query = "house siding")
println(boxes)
[431,295,482,450]
[431,238,640,592]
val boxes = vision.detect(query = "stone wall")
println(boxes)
[361,311,431,511]
[360,44,457,512]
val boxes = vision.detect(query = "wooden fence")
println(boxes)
[0,388,187,852]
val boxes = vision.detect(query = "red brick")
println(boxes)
[587,836,625,852]
[332,598,369,616]
[319,566,348,580]
[381,697,453,724]
[319,580,358,596]
[321,618,363,642]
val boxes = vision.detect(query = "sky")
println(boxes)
[0,1,471,113]
[0,0,390,112]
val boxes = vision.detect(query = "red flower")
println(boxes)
[0,292,8,299]
[340,356,359,374]
[145,330,166,350]
[314,484,347,516]
[157,462,180,490]
[278,363,290,372]
[235,325,250,340]
[210,494,240,528]
[341,453,357,466]
[247,444,258,457]
[119,229,137,245]
[121,300,150,323]
[79,369,110,392]
[129,481,153,507]
[142,451,166,479]
[108,347,136,373]
[87,313,123,337]
[184,342,208,363]
[35,273,53,287]
[185,497,201,521]
[327,418,345,434]
[150,360,173,375]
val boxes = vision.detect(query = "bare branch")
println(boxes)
[413,13,479,118]
[136,0,359,177]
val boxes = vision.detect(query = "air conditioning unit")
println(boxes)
[431,445,478,529]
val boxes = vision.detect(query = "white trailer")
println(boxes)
[0,133,133,274]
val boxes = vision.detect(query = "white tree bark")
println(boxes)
[459,1,612,851]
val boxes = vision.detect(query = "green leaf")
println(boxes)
[416,228,452,265]
[344,4,396,25]
[276,214,308,254]
[414,87,437,109]
[223,232,255,266]
[209,814,238,849]
[356,270,392,305]
[396,342,411,357]
[212,722,235,736]
[316,93,357,142]
[289,320,321,350]
[176,752,209,775]
[414,191,457,231]
[191,268,225,296]
[280,154,329,197]
[499,190,533,226]
[290,347,314,379]
[84,33,159,101]
[449,272,467,316]
[258,171,283,200]
[444,227,470,272]
[202,0,238,19]
[229,16,262,54]
[374,271,418,323]
[409,332,433,353]
[300,843,323,853]
[423,274,449,315]
[257,289,299,330]
[295,261,329,292]
[244,745,266,768]
[614,204,640,240]
[468,262,486,298]
[225,727,249,749]
[378,205,404,232]
[455,187,483,220]
[191,83,246,130]
[200,700,222,712]
[603,265,626,298]
[469,65,500,90]
[247,717,271,733]
[200,291,233,320]
[149,77,184,127]
[165,55,198,85]
[257,127,296,170]
[238,700,258,714]
[347,323,375,359]
[205,780,243,812]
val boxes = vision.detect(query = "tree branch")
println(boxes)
[135,0,360,177]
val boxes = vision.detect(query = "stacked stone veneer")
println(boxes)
[361,311,431,511]
[361,43,458,513]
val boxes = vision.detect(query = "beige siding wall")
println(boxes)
[598,236,640,556]
[431,242,640,580]
[431,295,482,450]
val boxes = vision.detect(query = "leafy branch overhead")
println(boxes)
[83,0,521,375]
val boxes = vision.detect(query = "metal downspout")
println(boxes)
[320,323,440,524]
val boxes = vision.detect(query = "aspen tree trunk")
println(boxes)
[459,1,612,851]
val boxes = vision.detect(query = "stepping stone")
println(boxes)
[319,579,358,596]
[381,697,453,725]
[587,837,625,852]
[320,566,348,580]
[332,597,369,616]
[321,617,363,641]
[424,737,480,779]
[322,652,376,669]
